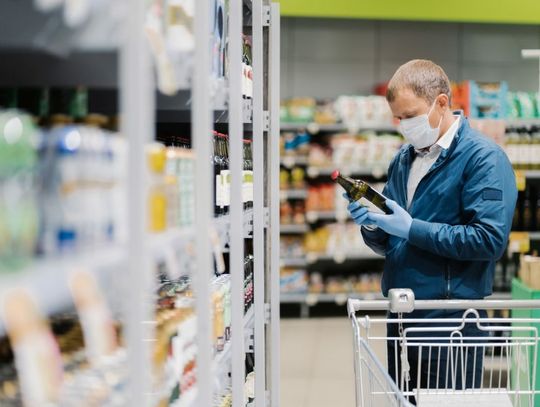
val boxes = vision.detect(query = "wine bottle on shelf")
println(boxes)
[221,134,230,215]
[331,170,391,214]
[213,131,224,216]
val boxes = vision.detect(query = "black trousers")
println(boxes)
[386,309,488,403]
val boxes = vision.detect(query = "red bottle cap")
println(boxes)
[331,170,340,181]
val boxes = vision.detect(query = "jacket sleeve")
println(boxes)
[361,225,388,256]
[408,147,517,261]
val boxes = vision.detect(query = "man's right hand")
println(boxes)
[343,193,374,226]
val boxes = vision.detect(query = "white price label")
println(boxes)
[307,167,319,178]
[283,156,295,168]
[306,211,318,223]
[333,252,346,264]
[306,252,319,264]
[335,294,348,305]
[305,293,319,306]
[307,123,320,135]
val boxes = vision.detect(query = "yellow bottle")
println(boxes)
[147,144,168,232]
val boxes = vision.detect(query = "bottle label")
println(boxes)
[221,170,231,207]
[215,174,223,208]
[519,144,530,167]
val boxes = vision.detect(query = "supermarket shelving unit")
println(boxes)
[0,1,280,406]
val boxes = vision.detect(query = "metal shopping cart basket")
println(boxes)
[347,289,540,407]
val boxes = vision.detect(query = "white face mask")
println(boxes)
[398,100,443,150]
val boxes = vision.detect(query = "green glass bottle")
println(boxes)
[331,170,391,214]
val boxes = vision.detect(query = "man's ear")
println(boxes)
[437,94,450,111]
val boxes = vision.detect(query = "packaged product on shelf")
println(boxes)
[176,147,195,226]
[279,168,290,190]
[153,305,196,405]
[292,201,306,225]
[0,110,39,272]
[329,133,402,172]
[36,106,125,255]
[280,236,304,259]
[146,0,195,94]
[469,119,506,146]
[244,256,254,313]
[307,144,331,168]
[280,201,293,225]
[303,227,330,254]
[514,92,539,119]
[308,272,324,294]
[290,166,305,189]
[242,35,253,99]
[334,95,394,134]
[306,184,335,212]
[212,274,231,352]
[283,98,316,123]
[314,99,338,125]
[4,291,64,406]
[280,268,308,293]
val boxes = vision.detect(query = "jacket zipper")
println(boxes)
[445,264,451,299]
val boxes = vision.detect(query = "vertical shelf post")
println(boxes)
[193,0,213,405]
[229,0,246,406]
[252,0,267,405]
[120,0,155,405]
[268,3,281,406]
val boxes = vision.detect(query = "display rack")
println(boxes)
[0,1,280,406]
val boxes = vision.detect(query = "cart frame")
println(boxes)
[347,289,540,407]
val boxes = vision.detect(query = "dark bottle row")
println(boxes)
[513,181,540,232]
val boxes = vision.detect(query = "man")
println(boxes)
[346,60,517,395]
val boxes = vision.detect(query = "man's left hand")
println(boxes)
[367,199,412,240]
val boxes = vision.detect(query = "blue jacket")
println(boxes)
[362,115,517,300]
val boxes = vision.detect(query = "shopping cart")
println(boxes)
[347,289,540,407]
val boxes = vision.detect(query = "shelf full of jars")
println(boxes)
[278,95,540,313]
[0,1,281,407]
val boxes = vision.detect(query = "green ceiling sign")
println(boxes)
[277,0,540,24]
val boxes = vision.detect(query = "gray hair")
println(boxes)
[386,59,451,104]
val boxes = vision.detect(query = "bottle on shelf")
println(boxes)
[331,170,391,214]
[0,110,39,272]
[213,132,231,216]
[147,143,168,233]
[243,139,253,209]
[214,131,223,215]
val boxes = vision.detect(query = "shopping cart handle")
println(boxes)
[348,298,390,317]
[347,289,415,316]
[347,291,540,317]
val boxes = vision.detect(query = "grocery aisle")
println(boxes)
[281,317,386,407]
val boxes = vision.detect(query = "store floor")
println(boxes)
[280,317,386,407]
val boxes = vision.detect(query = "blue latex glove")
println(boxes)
[367,199,412,239]
[343,193,375,226]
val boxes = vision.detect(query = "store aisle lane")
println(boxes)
[281,316,387,407]
[281,318,354,407]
